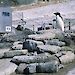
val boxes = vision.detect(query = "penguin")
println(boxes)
[54,12,65,32]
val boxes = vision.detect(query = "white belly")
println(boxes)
[57,15,64,31]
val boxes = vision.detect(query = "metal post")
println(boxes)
[21,12,23,20]
[69,21,71,30]
[21,12,24,27]
[21,12,27,29]
[33,25,34,31]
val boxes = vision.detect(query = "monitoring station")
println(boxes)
[0,7,12,33]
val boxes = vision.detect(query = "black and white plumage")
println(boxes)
[54,12,65,32]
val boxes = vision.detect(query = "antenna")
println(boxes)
[21,12,23,20]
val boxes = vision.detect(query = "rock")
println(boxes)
[66,68,75,75]
[64,33,72,46]
[37,45,61,54]
[25,51,37,56]
[16,64,28,74]
[69,33,75,43]
[0,43,12,49]
[11,44,23,50]
[17,63,39,74]
[28,32,55,40]
[16,61,62,74]
[23,39,44,52]
[4,50,28,58]
[0,49,10,59]
[47,39,65,46]
[25,63,38,74]
[61,46,74,51]
[0,63,17,75]
[36,61,60,73]
[13,41,23,46]
[0,52,4,59]
[55,51,75,64]
[55,31,64,41]
[11,41,23,50]
[11,53,58,65]
[0,59,17,75]
[16,63,38,74]
[16,25,23,31]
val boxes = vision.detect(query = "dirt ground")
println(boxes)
[12,0,67,11]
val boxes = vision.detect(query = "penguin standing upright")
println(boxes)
[54,12,65,32]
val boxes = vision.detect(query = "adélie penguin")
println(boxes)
[54,12,65,32]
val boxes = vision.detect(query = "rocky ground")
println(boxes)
[0,0,75,75]
[0,26,75,75]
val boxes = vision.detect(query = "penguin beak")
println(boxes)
[54,13,57,15]
[54,12,60,16]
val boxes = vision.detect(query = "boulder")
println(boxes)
[70,33,75,44]
[13,41,23,46]
[0,52,4,59]
[11,41,23,50]
[47,39,65,46]
[16,61,62,74]
[16,63,28,74]
[61,46,74,51]
[0,49,10,59]
[23,39,44,52]
[28,32,55,40]
[0,43,12,49]
[16,25,23,31]
[11,53,58,65]
[55,31,64,41]
[4,50,28,58]
[24,63,38,74]
[36,61,60,73]
[11,44,23,50]
[55,51,75,64]
[0,59,17,75]
[37,45,61,54]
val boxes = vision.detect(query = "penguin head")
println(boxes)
[54,12,63,20]
[54,12,61,16]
